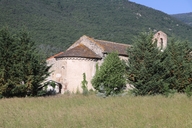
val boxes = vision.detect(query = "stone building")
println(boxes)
[153,31,167,51]
[46,31,167,94]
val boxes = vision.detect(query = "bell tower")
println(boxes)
[153,31,167,51]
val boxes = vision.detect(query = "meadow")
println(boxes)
[0,94,192,128]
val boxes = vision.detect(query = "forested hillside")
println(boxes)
[0,0,192,56]
[172,12,192,26]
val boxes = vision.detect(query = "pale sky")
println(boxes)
[129,0,192,14]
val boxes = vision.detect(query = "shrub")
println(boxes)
[91,52,126,96]
[81,73,88,96]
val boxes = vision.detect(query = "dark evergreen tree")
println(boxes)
[91,52,126,96]
[163,40,192,93]
[0,28,17,97]
[126,32,168,95]
[0,28,51,97]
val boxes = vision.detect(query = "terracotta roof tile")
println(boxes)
[55,44,102,59]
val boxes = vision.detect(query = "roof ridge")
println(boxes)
[94,38,131,46]
[66,35,90,51]
[85,36,105,51]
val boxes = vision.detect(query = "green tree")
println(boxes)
[163,39,192,93]
[126,32,168,95]
[0,28,51,97]
[91,52,126,96]
[127,32,192,96]
[0,28,17,97]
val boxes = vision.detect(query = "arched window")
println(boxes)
[160,38,163,50]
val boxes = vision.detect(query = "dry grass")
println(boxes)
[0,94,192,128]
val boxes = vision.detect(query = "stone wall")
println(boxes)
[46,58,67,94]
[153,31,167,51]
[64,58,97,93]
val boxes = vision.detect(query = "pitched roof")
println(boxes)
[46,52,64,60]
[50,35,130,59]
[73,35,130,56]
[55,44,102,59]
[93,38,130,56]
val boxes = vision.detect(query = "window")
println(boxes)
[160,38,163,50]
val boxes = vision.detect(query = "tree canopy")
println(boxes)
[126,32,192,96]
[163,40,192,93]
[91,52,126,96]
[0,28,51,97]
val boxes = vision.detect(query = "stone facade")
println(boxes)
[46,31,167,94]
[153,31,167,51]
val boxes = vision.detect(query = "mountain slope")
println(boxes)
[0,0,192,56]
[172,12,192,26]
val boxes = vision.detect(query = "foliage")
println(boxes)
[81,73,88,96]
[36,89,47,97]
[126,32,192,96]
[49,81,56,88]
[126,32,168,95]
[172,12,192,26]
[185,86,192,98]
[0,0,192,57]
[0,27,51,97]
[91,52,126,96]
[163,40,192,93]
[37,81,58,96]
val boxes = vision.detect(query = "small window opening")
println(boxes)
[160,38,163,50]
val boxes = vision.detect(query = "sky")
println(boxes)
[129,0,192,14]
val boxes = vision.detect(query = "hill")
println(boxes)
[172,12,192,26]
[0,0,192,56]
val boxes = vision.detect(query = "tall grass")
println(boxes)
[0,94,192,128]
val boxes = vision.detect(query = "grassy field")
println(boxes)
[0,94,192,128]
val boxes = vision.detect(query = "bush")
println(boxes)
[81,73,88,96]
[91,52,126,96]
